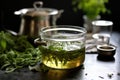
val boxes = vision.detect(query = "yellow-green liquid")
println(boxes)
[41,47,85,69]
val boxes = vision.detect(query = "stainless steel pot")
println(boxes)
[14,1,63,37]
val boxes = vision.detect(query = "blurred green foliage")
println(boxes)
[72,0,110,19]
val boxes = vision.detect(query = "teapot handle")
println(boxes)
[34,38,47,46]
[33,1,43,10]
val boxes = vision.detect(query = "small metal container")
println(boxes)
[97,44,116,60]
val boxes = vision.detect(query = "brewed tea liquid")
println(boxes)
[40,39,85,69]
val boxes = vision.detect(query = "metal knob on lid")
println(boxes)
[33,1,43,10]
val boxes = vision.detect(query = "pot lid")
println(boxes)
[14,1,58,16]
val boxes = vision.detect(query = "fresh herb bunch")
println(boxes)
[0,31,42,73]
[72,0,110,19]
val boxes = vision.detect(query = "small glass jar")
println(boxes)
[92,20,113,45]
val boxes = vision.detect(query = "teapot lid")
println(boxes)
[14,1,58,16]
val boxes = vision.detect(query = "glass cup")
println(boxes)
[35,25,87,69]
[92,20,113,45]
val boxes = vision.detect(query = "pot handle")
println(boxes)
[34,38,47,46]
[33,1,43,10]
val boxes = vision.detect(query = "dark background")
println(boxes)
[0,0,120,32]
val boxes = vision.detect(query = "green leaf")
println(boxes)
[0,39,6,49]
